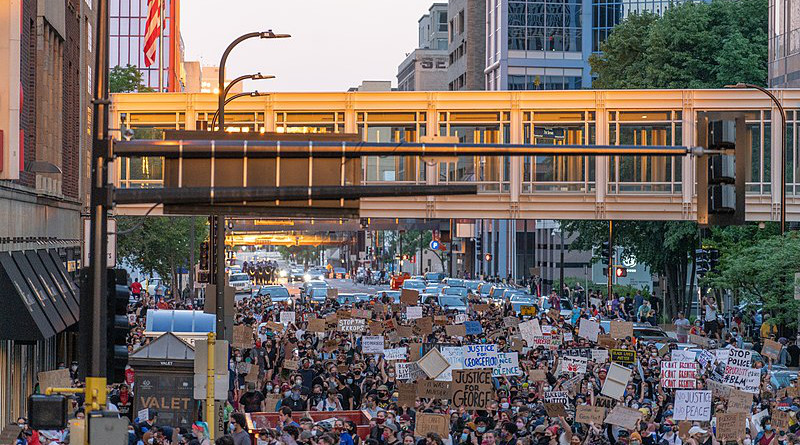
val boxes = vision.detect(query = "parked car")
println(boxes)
[538,296,573,321]
[301,280,327,299]
[441,286,469,298]
[402,279,427,291]
[437,295,468,313]
[443,278,466,288]
[308,287,328,305]
[331,267,347,279]
[257,285,291,306]
[424,272,446,283]
[510,294,538,315]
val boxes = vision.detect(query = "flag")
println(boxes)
[143,0,161,67]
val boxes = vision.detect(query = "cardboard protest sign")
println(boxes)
[594,396,616,409]
[38,369,72,392]
[590,297,602,309]
[434,315,448,326]
[362,336,385,354]
[327,288,339,299]
[232,325,253,348]
[451,370,493,410]
[463,344,498,369]
[762,339,783,361]
[504,316,520,328]
[716,412,747,442]
[604,405,642,430]
[445,324,467,337]
[578,318,600,342]
[436,346,464,382]
[418,348,451,379]
[673,390,711,421]
[414,317,434,336]
[369,321,384,335]
[418,379,451,399]
[520,305,538,316]
[406,306,423,320]
[610,349,636,366]
[493,352,521,377]
[473,304,491,312]
[529,369,548,381]
[396,325,414,338]
[689,334,712,348]
[561,356,588,374]
[397,381,417,406]
[610,320,633,339]
[307,318,326,333]
[671,350,696,363]
[384,347,407,361]
[597,335,617,349]
[544,403,568,418]
[409,343,423,361]
[591,349,609,363]
[563,332,574,343]
[601,363,631,400]
[337,318,366,333]
[773,409,791,432]
[245,365,260,383]
[264,394,282,412]
[415,413,450,438]
[352,309,372,319]
[660,361,698,389]
[280,311,296,325]
[283,360,299,370]
[401,289,420,305]
[696,350,715,369]
[576,405,606,425]
[464,321,483,335]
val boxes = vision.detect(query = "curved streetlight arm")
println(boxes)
[210,92,270,130]
[218,31,290,129]
[725,82,786,235]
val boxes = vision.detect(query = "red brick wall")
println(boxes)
[62,0,80,200]
[18,0,37,188]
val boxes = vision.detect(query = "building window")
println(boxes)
[438,112,511,192]
[509,0,581,52]
[358,112,427,183]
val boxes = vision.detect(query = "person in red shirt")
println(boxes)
[131,279,142,299]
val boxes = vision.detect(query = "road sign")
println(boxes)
[430,240,440,250]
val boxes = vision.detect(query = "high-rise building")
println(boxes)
[447,0,486,90]
[397,3,449,91]
[183,62,244,94]
[485,0,700,90]
[769,0,800,87]
[0,0,87,428]
[109,0,181,91]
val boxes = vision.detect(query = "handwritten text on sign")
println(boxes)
[463,344,498,369]
[492,352,521,377]
[660,361,698,389]
[674,390,712,421]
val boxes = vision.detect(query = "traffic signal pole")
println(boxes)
[214,215,227,341]
[607,221,613,300]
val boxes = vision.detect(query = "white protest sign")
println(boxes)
[436,346,464,382]
[406,306,423,320]
[137,408,149,422]
[674,390,712,421]
[591,349,609,363]
[395,361,425,381]
[578,319,600,342]
[671,350,696,363]
[384,347,408,361]
[362,336,385,354]
[723,348,758,393]
[697,350,715,369]
[493,352,521,377]
[561,356,588,374]
[660,361,698,389]
[454,314,468,324]
[714,348,731,364]
[601,363,631,400]
[463,344,498,369]
[519,319,542,345]
[280,311,296,325]
[563,332,574,343]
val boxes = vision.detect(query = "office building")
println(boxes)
[397,3,449,91]
[769,0,800,87]
[0,0,87,429]
[448,0,486,90]
[109,0,182,91]
[183,62,244,94]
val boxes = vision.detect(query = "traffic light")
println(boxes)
[696,112,747,225]
[198,240,210,283]
[475,238,482,253]
[709,248,720,271]
[597,241,610,264]
[615,267,627,278]
[484,253,492,262]
[696,249,710,276]
[107,269,131,384]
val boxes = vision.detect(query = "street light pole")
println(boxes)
[210,91,270,130]
[725,83,787,235]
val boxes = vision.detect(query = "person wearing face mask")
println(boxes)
[310,384,326,408]
[362,396,380,418]
[229,413,252,445]
[281,385,308,411]
[658,423,681,445]
[756,418,775,445]
[457,427,476,445]
[316,389,343,412]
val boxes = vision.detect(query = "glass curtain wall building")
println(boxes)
[486,0,706,90]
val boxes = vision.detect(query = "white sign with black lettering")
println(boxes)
[674,390,712,421]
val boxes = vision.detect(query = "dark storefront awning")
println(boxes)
[0,249,80,341]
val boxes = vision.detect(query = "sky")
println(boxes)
[180,0,438,92]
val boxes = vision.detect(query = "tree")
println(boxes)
[385,230,448,273]
[705,233,800,330]
[561,220,698,318]
[109,64,152,93]
[590,0,767,88]
[276,245,322,266]
[116,216,207,295]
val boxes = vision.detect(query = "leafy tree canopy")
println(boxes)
[109,64,152,93]
[590,0,767,88]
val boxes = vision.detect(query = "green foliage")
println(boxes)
[386,230,447,271]
[561,220,697,316]
[116,216,207,293]
[109,64,152,93]
[276,245,322,266]
[705,233,800,328]
[590,0,768,88]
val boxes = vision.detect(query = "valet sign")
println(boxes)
[463,344,498,369]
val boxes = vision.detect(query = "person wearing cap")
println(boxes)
[382,421,400,445]
[282,385,307,411]
[192,421,212,445]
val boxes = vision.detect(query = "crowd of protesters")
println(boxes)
[19,273,800,445]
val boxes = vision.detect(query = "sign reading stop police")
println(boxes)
[451,369,494,410]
